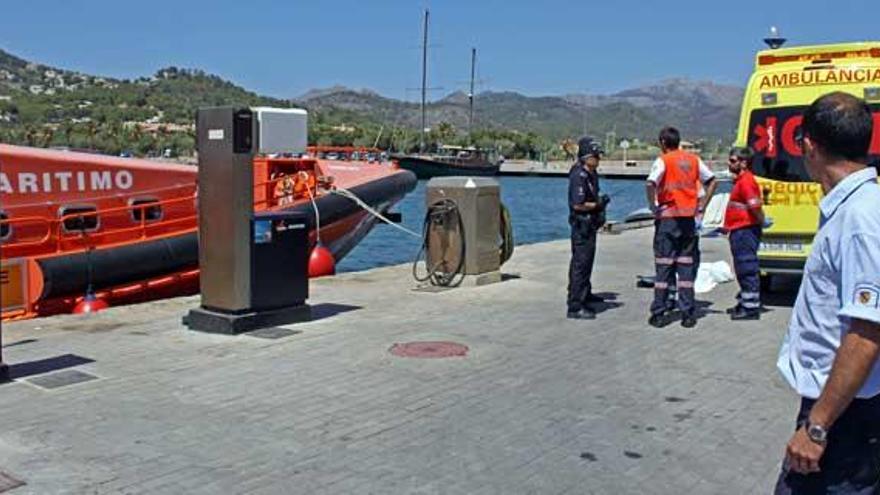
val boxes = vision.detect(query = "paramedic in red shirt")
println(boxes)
[724,146,765,320]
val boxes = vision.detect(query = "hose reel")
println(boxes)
[413,190,514,288]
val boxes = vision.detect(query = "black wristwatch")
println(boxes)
[806,422,828,444]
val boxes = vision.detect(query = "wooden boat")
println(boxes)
[393,145,502,180]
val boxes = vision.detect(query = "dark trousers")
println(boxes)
[567,216,597,312]
[775,396,880,494]
[650,218,697,317]
[730,226,762,311]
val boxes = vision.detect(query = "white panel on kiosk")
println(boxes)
[253,107,308,155]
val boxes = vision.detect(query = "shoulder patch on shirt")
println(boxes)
[854,284,880,309]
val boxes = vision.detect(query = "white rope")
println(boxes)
[329,187,421,238]
[304,175,322,243]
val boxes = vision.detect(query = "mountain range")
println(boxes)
[293,79,744,143]
[0,47,744,148]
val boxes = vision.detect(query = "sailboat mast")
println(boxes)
[420,9,429,153]
[468,47,476,142]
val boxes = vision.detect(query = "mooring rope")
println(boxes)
[328,187,422,238]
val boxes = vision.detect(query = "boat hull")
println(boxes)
[394,155,500,180]
[1,143,416,320]
[24,169,415,318]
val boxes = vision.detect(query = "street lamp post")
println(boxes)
[620,139,631,165]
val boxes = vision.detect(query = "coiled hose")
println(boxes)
[499,202,514,265]
[412,199,467,287]
[412,199,515,287]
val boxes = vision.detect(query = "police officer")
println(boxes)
[567,137,610,320]
[774,92,880,494]
[645,127,717,328]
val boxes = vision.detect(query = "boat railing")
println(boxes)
[0,216,54,249]
[1,194,198,257]
[253,171,324,210]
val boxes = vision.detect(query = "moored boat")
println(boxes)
[0,144,416,321]
[393,145,502,180]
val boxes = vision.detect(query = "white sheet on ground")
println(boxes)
[694,260,735,294]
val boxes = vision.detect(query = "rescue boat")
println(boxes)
[0,144,416,321]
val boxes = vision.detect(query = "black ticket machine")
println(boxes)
[250,211,309,311]
[184,106,311,334]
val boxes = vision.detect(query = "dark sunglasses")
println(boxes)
[728,156,744,163]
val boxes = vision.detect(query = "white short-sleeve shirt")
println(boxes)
[777,167,880,399]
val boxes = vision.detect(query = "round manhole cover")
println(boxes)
[389,341,469,359]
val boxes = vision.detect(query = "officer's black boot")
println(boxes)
[648,312,670,328]
[730,306,760,321]
[567,308,596,320]
[584,293,605,303]
[681,315,698,328]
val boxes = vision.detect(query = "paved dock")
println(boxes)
[0,228,800,494]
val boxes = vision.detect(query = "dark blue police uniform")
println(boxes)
[567,160,603,315]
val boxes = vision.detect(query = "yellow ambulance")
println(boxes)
[734,41,880,286]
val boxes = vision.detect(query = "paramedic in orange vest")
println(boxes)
[645,127,717,328]
[724,146,765,320]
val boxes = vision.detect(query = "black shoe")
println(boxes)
[681,316,697,328]
[726,304,744,315]
[567,308,596,320]
[648,313,669,328]
[584,293,605,303]
[730,307,760,321]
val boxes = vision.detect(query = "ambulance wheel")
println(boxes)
[760,273,773,293]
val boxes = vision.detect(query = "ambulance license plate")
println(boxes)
[760,240,804,253]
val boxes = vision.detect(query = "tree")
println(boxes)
[24,126,37,147]
[41,127,54,148]
[86,122,98,149]
[62,122,74,145]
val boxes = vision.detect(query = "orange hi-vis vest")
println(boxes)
[656,149,700,218]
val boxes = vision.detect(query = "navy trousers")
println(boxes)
[567,215,598,312]
[650,218,697,317]
[730,226,762,311]
[775,396,880,494]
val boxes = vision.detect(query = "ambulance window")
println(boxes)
[747,108,811,182]
[60,205,99,233]
[130,198,163,223]
[0,211,9,240]
[752,156,810,183]
[748,104,880,182]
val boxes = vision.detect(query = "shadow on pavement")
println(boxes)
[591,292,623,315]
[3,353,95,382]
[310,303,363,322]
[763,274,802,308]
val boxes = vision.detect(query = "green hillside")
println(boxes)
[0,48,742,160]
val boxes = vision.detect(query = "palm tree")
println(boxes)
[560,138,577,160]
[86,122,98,150]
[62,122,74,146]
[104,123,120,153]
[41,127,55,148]
[24,126,37,147]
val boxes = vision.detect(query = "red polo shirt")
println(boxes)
[724,170,763,231]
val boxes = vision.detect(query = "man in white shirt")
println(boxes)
[645,127,717,328]
[775,92,880,494]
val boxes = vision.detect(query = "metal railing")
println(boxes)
[0,193,198,257]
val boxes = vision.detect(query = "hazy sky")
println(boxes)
[3,0,877,100]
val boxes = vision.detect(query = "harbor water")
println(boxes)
[338,176,651,273]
